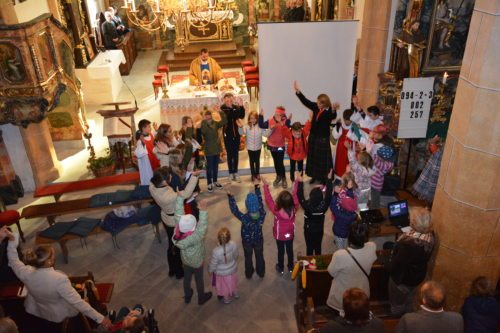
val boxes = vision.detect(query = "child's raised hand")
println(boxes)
[332,102,340,110]
[293,80,300,92]
[287,113,293,121]
[152,122,158,131]
[198,199,208,211]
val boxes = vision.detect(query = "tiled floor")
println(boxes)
[10,50,395,332]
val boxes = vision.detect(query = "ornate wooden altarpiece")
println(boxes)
[184,16,233,43]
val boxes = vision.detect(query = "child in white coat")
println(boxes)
[135,130,153,185]
[208,227,239,304]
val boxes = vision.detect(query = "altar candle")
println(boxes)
[155,0,160,12]
[443,72,448,85]
[182,0,187,10]
[131,0,136,11]
[209,0,215,7]
[123,0,128,8]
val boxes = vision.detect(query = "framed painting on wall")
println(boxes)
[422,0,475,73]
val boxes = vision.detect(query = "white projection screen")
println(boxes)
[258,21,358,123]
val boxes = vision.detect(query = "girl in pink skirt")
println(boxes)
[208,227,239,304]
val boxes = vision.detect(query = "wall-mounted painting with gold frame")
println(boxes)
[422,0,475,73]
[37,30,57,78]
[0,43,27,84]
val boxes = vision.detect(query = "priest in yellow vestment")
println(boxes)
[189,48,224,85]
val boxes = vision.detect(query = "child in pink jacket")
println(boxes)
[262,178,299,275]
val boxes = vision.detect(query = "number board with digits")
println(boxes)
[397,77,435,139]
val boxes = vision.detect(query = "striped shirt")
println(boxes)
[371,153,394,192]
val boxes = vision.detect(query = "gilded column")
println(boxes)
[429,0,500,309]
[356,0,392,108]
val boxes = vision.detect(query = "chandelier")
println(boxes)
[122,0,235,49]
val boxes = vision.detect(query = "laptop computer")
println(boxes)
[388,200,410,228]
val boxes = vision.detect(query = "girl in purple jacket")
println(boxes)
[262,178,299,275]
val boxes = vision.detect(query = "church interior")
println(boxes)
[0,0,498,332]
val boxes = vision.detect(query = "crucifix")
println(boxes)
[198,26,210,35]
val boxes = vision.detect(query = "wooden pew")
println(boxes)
[35,222,161,264]
[21,197,152,226]
[295,252,400,333]
[0,271,113,333]
[33,172,140,202]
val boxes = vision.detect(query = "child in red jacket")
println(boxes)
[285,121,311,183]
[262,177,299,275]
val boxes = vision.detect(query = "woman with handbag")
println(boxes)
[326,223,377,313]
[2,227,112,332]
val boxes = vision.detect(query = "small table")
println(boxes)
[160,78,250,129]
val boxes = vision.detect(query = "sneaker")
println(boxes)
[228,174,233,183]
[185,288,194,304]
[198,292,213,305]
[282,178,288,189]
[232,293,240,299]
[207,184,214,193]
[234,173,241,183]
[275,264,284,275]
[223,298,232,304]
[214,182,223,190]
[273,176,282,187]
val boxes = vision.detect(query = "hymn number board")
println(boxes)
[397,77,435,139]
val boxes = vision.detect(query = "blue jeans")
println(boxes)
[206,154,219,185]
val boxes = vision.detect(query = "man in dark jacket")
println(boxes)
[396,281,463,333]
[220,93,245,183]
[286,0,305,22]
[102,11,121,49]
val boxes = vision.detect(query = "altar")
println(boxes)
[75,50,126,104]
[160,76,250,129]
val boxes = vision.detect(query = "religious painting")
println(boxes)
[0,43,26,83]
[37,31,56,77]
[257,0,272,21]
[59,41,75,79]
[423,0,475,73]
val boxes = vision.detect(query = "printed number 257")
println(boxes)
[410,111,423,119]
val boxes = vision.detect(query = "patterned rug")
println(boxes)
[170,71,240,85]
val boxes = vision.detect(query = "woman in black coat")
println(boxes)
[293,81,337,184]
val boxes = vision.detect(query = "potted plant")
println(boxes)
[87,149,115,177]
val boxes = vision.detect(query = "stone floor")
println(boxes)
[9,50,397,332]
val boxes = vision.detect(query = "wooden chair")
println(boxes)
[152,80,162,100]
[0,210,24,242]
[246,80,259,100]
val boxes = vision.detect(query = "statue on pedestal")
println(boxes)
[395,20,426,79]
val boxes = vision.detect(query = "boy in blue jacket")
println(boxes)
[226,180,266,279]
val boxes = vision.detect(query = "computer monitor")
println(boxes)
[388,200,409,218]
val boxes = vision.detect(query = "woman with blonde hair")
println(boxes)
[386,206,435,316]
[208,227,239,304]
[293,81,338,184]
[2,228,111,332]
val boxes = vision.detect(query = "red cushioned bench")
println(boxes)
[34,172,140,202]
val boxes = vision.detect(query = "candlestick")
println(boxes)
[442,71,448,85]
